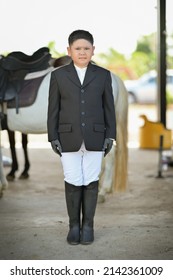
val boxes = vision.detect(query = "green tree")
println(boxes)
[136,33,156,54]
[47,41,65,58]
[96,48,134,80]
[127,51,155,77]
[167,32,173,69]
[132,33,157,76]
[96,34,158,80]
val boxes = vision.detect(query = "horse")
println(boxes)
[0,55,128,199]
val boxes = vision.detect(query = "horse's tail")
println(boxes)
[113,75,128,191]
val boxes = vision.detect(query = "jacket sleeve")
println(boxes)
[47,71,60,142]
[103,71,116,140]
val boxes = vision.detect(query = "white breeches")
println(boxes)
[60,142,103,186]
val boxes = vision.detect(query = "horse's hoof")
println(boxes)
[2,181,8,190]
[19,173,29,180]
[98,193,106,203]
[0,190,3,198]
[6,174,15,181]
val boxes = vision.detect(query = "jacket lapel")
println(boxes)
[66,62,96,88]
[82,62,96,88]
[66,62,81,88]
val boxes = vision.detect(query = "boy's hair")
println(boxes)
[68,30,94,46]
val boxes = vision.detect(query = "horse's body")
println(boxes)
[0,59,128,198]
[6,71,51,133]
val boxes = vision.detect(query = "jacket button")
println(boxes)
[81,100,85,103]
[82,123,85,126]
[81,112,85,115]
[81,89,85,93]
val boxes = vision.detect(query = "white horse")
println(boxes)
[0,64,128,199]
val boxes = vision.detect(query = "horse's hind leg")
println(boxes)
[6,129,18,181]
[98,146,115,203]
[19,133,30,179]
[0,142,8,196]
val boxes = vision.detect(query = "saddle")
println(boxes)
[0,47,52,112]
[0,47,51,72]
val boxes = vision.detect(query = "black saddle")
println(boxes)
[0,47,51,72]
[0,47,51,113]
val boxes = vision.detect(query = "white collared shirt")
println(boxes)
[74,64,87,85]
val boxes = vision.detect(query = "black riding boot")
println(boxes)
[81,181,99,245]
[65,181,83,245]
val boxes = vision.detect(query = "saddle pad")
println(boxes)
[7,75,45,109]
[24,66,53,80]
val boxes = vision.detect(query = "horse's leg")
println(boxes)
[6,129,18,181]
[0,139,8,197]
[98,146,115,203]
[19,133,30,179]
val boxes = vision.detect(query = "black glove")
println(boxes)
[51,139,62,157]
[103,138,113,157]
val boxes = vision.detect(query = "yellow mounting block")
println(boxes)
[139,115,172,149]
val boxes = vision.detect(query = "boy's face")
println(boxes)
[67,39,95,68]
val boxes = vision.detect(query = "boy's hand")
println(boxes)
[103,138,113,157]
[51,139,62,157]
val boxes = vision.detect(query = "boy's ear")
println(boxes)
[67,47,71,56]
[92,46,95,56]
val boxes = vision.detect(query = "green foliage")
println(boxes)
[96,33,159,80]
[131,33,157,77]
[0,51,9,57]
[135,33,157,54]
[96,48,133,80]
[136,42,151,54]
[47,41,65,58]
[98,48,126,64]
[166,90,173,104]
[127,51,156,77]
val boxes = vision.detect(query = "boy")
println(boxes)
[47,30,116,245]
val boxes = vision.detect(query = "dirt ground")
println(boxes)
[0,145,173,260]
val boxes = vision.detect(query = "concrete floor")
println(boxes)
[0,146,173,260]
